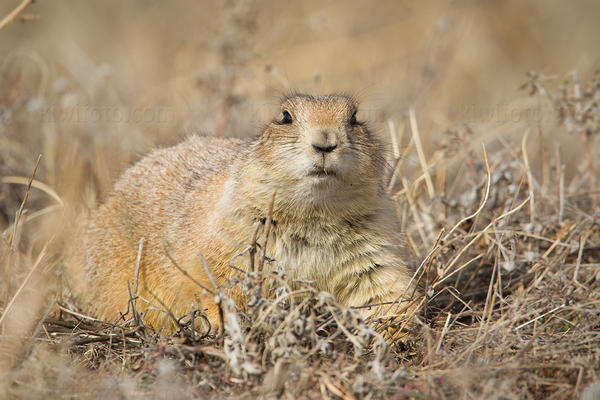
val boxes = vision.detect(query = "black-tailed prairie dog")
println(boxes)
[69,94,421,338]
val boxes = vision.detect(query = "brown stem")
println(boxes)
[0,0,35,32]
[257,192,276,292]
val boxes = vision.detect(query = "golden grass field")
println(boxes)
[1,1,600,398]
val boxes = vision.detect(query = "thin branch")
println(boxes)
[0,0,35,32]
[257,191,276,288]
[388,119,400,160]
[164,248,215,296]
[409,107,434,199]
[128,238,145,330]
[515,304,566,330]
[199,253,219,291]
[522,130,535,226]
[10,154,42,250]
[132,238,145,305]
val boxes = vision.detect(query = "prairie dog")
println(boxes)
[69,94,420,336]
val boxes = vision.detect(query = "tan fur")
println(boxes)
[68,94,420,335]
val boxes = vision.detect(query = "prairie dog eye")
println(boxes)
[350,111,357,125]
[281,110,292,124]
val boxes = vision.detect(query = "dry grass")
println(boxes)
[2,1,600,399]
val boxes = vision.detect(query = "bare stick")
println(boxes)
[436,312,453,354]
[164,249,215,296]
[573,233,588,283]
[515,304,565,330]
[129,238,145,329]
[0,0,34,32]
[257,191,276,287]
[409,107,434,199]
[478,249,499,336]
[56,304,107,323]
[387,158,402,193]
[389,137,415,196]
[199,253,219,291]
[132,238,145,304]
[388,119,401,160]
[386,119,404,192]
[521,130,535,226]
[10,154,41,251]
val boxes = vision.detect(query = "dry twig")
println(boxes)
[0,0,35,32]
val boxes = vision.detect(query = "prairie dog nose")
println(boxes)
[311,129,338,154]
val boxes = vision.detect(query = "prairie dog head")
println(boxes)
[254,95,384,206]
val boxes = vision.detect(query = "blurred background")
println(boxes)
[0,0,599,251]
